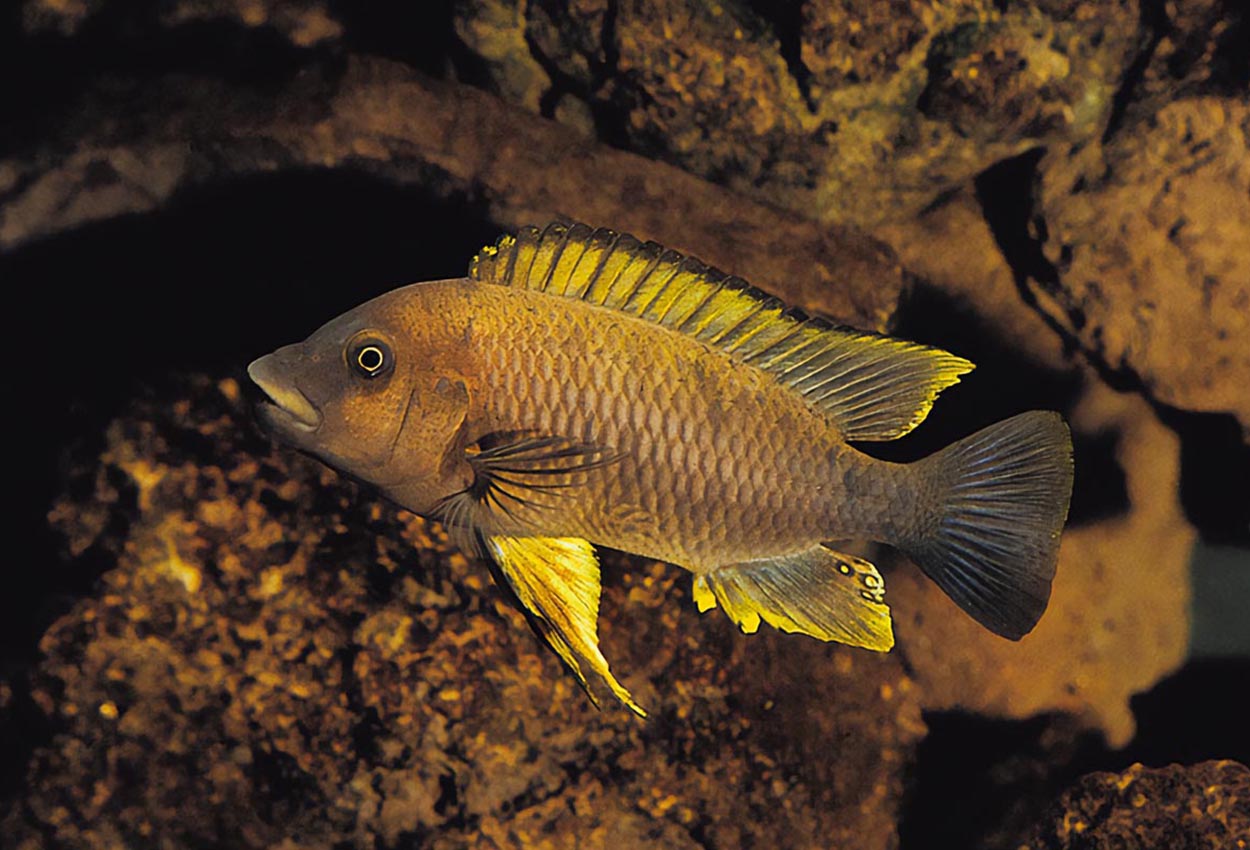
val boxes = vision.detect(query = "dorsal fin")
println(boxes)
[469,222,973,441]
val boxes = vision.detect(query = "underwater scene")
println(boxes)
[2,1,1247,848]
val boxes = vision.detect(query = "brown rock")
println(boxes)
[876,188,1071,370]
[1037,96,1250,434]
[801,0,972,89]
[878,192,1194,746]
[454,0,1143,225]
[21,0,106,34]
[454,0,551,113]
[526,0,612,86]
[23,0,343,45]
[0,57,904,331]
[1132,0,1246,120]
[1023,760,1250,849]
[3,375,923,849]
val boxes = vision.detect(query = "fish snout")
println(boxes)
[247,351,323,433]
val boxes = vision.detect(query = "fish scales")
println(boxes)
[248,221,1073,714]
[464,282,846,569]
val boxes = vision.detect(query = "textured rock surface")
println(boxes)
[1036,96,1250,432]
[1129,0,1247,120]
[23,0,343,44]
[1,377,923,850]
[877,188,1071,370]
[0,57,902,331]
[455,0,1142,226]
[1023,760,1250,849]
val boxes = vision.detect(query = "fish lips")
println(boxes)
[247,354,323,437]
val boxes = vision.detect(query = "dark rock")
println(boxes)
[1023,760,1250,849]
[453,0,1143,226]
[0,56,904,332]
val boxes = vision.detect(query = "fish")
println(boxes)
[248,221,1074,716]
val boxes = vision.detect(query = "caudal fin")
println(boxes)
[903,411,1073,640]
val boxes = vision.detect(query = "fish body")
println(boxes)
[250,222,1073,714]
[437,281,886,565]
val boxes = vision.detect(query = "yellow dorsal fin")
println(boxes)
[470,222,973,441]
[693,546,894,651]
[485,535,645,716]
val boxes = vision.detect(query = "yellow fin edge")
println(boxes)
[693,549,895,651]
[470,222,974,442]
[487,535,646,717]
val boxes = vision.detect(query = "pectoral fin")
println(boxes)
[435,433,620,555]
[485,534,645,716]
[694,547,894,651]
[464,433,620,521]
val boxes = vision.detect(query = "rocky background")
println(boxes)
[1,1,1247,848]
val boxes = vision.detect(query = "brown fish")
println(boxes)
[248,222,1073,715]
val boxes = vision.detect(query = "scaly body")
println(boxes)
[444,281,894,569]
[249,222,1073,715]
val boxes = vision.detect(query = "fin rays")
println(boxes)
[486,535,645,716]
[465,433,621,516]
[433,433,621,552]
[901,411,1073,639]
[470,222,974,441]
[694,547,894,651]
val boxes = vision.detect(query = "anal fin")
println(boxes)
[694,547,894,651]
[485,535,645,716]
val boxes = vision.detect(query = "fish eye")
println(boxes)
[349,338,393,379]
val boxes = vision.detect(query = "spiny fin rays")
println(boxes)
[470,222,974,441]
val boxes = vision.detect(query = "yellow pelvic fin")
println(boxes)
[470,222,973,441]
[485,535,645,716]
[694,547,894,651]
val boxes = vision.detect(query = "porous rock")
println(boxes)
[455,0,1143,226]
[1,376,922,849]
[23,0,342,45]
[1022,760,1250,849]
[1036,95,1250,434]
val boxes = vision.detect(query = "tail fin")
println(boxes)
[902,411,1073,639]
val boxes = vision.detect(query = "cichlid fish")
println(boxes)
[248,222,1073,715]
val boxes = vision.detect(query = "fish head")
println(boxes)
[248,284,472,506]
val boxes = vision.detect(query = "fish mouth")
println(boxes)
[247,354,322,433]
